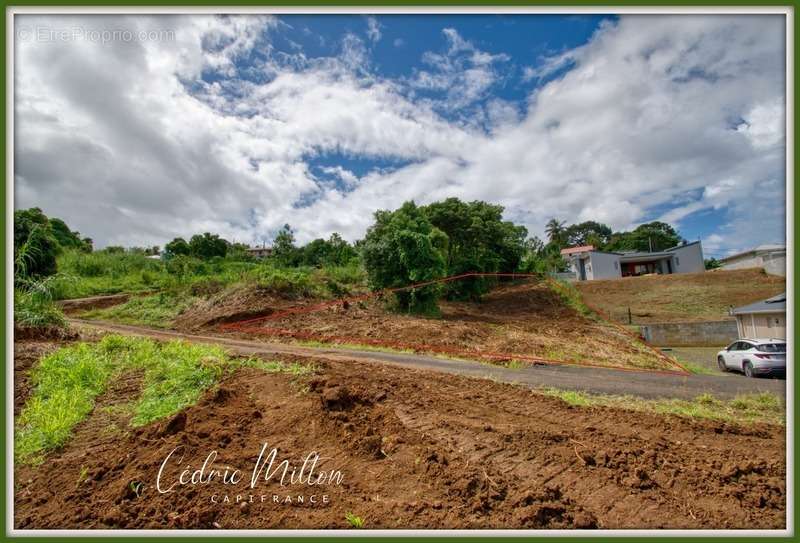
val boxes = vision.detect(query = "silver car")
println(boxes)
[717,338,786,378]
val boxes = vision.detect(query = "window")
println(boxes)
[676,257,680,266]
[613,261,619,269]
[757,343,786,353]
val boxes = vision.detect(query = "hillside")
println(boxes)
[575,269,785,324]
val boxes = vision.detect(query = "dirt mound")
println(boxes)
[14,346,785,529]
[174,284,299,331]
[227,280,670,371]
[58,293,131,315]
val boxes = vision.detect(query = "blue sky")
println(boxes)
[14,14,786,257]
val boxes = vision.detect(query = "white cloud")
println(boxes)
[14,14,786,256]
[365,16,382,43]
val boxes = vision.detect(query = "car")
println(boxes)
[717,338,786,378]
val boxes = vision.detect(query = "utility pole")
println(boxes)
[648,236,653,252]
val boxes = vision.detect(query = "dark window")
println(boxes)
[757,343,786,353]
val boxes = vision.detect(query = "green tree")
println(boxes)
[563,221,612,248]
[272,224,301,267]
[189,233,228,259]
[422,198,527,299]
[164,237,191,258]
[49,218,87,250]
[545,218,567,247]
[705,258,722,270]
[13,208,60,280]
[607,221,683,252]
[301,233,358,267]
[362,201,447,313]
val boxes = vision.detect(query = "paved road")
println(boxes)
[71,319,786,401]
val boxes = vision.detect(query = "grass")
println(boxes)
[574,269,785,324]
[14,335,315,464]
[547,278,595,318]
[539,387,784,426]
[345,512,365,529]
[54,248,368,301]
[80,291,200,328]
[14,288,67,329]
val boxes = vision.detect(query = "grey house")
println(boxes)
[719,244,785,276]
[561,241,705,281]
[731,292,786,340]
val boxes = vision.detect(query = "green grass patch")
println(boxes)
[15,335,315,464]
[14,288,67,329]
[547,278,595,318]
[80,292,200,328]
[539,388,784,426]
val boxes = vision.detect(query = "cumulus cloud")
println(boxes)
[13,14,786,255]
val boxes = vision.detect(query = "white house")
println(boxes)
[731,292,786,340]
[561,241,705,281]
[719,244,785,276]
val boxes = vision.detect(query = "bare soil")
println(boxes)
[179,280,670,371]
[575,269,785,324]
[14,338,786,530]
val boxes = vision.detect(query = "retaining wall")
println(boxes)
[640,320,738,347]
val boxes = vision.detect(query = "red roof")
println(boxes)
[560,245,594,255]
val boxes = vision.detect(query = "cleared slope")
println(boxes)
[575,269,785,324]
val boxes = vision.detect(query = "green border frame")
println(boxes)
[1,2,795,541]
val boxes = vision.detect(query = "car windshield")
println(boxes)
[757,343,786,353]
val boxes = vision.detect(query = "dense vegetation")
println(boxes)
[14,202,690,319]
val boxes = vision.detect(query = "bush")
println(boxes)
[362,202,447,313]
[14,275,68,329]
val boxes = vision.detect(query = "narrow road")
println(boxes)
[71,319,786,401]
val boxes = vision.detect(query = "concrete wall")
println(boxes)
[762,253,786,276]
[670,243,705,274]
[587,251,621,280]
[736,312,786,339]
[640,320,739,347]
[721,251,786,276]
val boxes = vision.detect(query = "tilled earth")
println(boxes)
[178,280,671,371]
[14,338,785,530]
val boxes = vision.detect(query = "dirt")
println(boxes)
[14,339,786,529]
[174,284,297,330]
[205,280,671,371]
[575,269,785,324]
[58,294,132,315]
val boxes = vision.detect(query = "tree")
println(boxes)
[362,201,447,313]
[563,221,612,248]
[189,233,228,259]
[301,233,358,267]
[545,218,567,247]
[606,221,684,252]
[518,236,569,274]
[422,198,527,299]
[49,218,89,251]
[164,237,191,258]
[705,258,722,270]
[272,224,301,266]
[13,208,60,280]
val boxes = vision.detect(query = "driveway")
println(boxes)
[71,319,786,401]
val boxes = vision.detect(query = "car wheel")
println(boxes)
[717,356,727,372]
[743,362,755,378]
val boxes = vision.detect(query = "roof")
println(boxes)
[720,244,786,263]
[736,338,786,344]
[731,292,786,315]
[560,245,595,256]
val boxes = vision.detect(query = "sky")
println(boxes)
[14,13,786,258]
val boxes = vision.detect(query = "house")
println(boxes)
[560,241,705,281]
[731,292,786,340]
[247,245,273,259]
[718,244,786,276]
